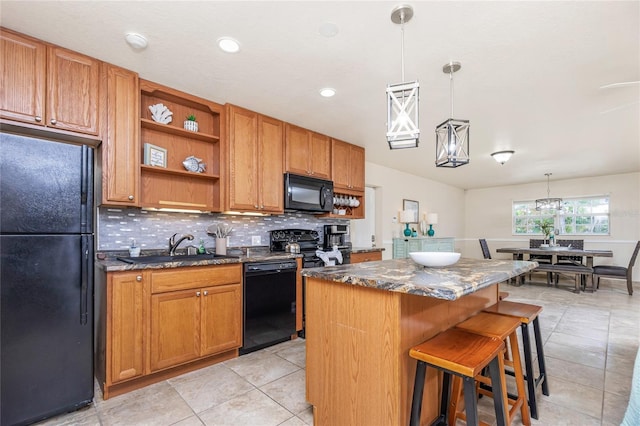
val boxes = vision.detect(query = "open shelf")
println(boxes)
[141,118,219,143]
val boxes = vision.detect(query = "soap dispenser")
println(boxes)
[198,238,206,254]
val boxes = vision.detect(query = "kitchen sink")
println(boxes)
[117,254,238,264]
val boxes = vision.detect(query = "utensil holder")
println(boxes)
[215,237,227,255]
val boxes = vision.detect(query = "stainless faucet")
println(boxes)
[168,233,194,255]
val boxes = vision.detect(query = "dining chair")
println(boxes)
[529,239,552,281]
[554,239,585,285]
[479,239,491,259]
[593,240,640,296]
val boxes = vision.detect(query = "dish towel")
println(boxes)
[315,249,343,266]
[622,347,640,426]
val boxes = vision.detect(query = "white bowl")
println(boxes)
[409,251,461,267]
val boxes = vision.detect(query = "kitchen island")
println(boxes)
[301,257,536,426]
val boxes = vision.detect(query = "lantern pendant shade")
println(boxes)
[435,118,470,167]
[387,81,420,149]
[535,173,563,211]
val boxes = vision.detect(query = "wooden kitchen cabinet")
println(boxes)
[101,64,140,206]
[331,138,365,191]
[96,264,242,399]
[0,28,102,137]
[103,271,147,386]
[226,104,284,213]
[139,79,224,212]
[285,123,331,179]
[149,265,242,372]
[350,251,382,263]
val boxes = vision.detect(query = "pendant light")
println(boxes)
[435,62,470,167]
[535,173,563,211]
[386,5,419,149]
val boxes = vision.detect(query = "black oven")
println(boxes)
[240,259,297,355]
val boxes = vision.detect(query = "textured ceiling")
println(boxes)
[2,1,638,189]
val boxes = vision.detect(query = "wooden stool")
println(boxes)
[409,328,508,426]
[453,312,531,426]
[483,301,549,420]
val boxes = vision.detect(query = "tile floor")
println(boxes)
[37,277,638,426]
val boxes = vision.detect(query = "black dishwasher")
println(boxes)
[241,259,297,354]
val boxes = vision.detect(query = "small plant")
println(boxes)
[186,114,197,121]
[537,218,554,240]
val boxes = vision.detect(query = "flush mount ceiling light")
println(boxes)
[125,32,148,50]
[435,62,470,168]
[491,150,515,165]
[319,88,336,98]
[386,4,419,150]
[535,173,563,211]
[217,37,240,53]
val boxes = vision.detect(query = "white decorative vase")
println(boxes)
[215,237,227,255]
[183,120,198,132]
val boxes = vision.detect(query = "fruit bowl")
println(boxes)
[409,251,461,267]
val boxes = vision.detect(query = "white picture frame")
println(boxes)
[144,143,167,167]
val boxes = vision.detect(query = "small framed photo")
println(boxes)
[403,199,419,223]
[144,143,167,168]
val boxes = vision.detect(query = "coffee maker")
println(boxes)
[323,224,350,250]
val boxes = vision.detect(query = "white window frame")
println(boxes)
[513,195,610,236]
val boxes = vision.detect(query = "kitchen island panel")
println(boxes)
[306,276,498,426]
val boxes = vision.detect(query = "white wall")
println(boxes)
[362,161,466,259]
[464,172,640,277]
[359,164,639,279]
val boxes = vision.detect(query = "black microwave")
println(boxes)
[284,173,334,213]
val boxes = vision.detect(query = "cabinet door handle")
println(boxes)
[196,291,201,297]
[128,195,134,200]
[34,116,42,122]
[203,291,208,296]
[50,118,57,125]
[260,205,264,209]
[136,275,142,282]
[254,205,259,209]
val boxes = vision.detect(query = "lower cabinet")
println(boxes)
[150,283,242,371]
[350,251,382,263]
[392,237,455,259]
[95,263,242,399]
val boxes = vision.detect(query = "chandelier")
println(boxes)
[535,173,563,211]
[386,5,419,149]
[435,62,470,167]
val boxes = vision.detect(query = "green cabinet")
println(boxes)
[392,237,455,259]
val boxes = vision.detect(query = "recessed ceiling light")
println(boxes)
[217,37,240,53]
[319,22,339,37]
[319,88,336,98]
[125,33,148,50]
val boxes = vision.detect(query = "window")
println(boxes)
[513,196,609,235]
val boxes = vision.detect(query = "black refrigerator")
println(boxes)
[1,132,94,425]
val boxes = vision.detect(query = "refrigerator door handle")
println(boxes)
[80,236,93,325]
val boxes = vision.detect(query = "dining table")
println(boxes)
[496,246,613,287]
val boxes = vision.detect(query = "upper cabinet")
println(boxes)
[101,63,140,206]
[139,79,224,212]
[331,138,365,192]
[227,105,284,213]
[285,123,331,179]
[1,28,102,137]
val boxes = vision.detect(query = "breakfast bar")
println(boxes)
[301,258,537,426]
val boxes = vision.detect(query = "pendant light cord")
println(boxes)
[449,68,454,118]
[400,11,405,81]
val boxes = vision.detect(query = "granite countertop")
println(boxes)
[96,247,301,272]
[301,257,537,301]
[350,246,385,253]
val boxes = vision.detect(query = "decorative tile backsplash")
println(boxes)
[97,207,349,251]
